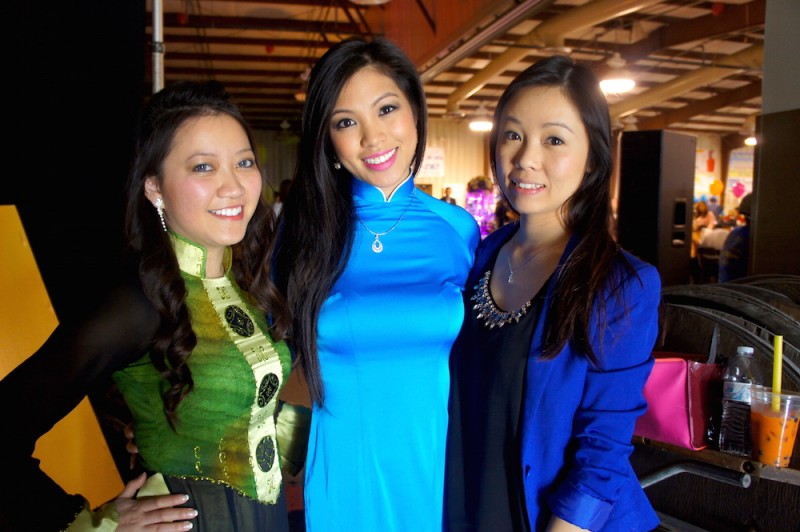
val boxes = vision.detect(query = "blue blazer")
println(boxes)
[449,222,662,531]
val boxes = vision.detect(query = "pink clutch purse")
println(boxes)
[634,353,724,450]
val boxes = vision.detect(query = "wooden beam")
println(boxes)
[636,81,761,130]
[166,51,313,64]
[620,0,765,63]
[160,33,328,49]
[167,66,306,78]
[150,13,363,35]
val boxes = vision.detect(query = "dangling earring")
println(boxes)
[333,160,342,170]
[155,197,168,233]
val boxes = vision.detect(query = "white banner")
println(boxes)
[418,146,445,179]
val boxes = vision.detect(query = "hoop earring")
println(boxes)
[155,197,168,233]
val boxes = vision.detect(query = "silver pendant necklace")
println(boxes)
[505,242,565,283]
[357,189,416,253]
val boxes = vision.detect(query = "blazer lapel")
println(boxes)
[521,234,581,439]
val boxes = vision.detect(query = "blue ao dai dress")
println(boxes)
[303,176,480,532]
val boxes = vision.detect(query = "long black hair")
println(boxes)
[274,37,428,405]
[125,80,288,427]
[490,55,634,364]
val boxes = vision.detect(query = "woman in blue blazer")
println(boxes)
[445,56,662,531]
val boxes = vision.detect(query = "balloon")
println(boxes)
[709,179,724,196]
[732,181,746,198]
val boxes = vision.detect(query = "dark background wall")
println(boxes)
[1,1,146,322]
[752,1,800,278]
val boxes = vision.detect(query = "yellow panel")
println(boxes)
[0,205,123,508]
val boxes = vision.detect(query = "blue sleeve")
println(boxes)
[421,194,481,272]
[547,259,661,530]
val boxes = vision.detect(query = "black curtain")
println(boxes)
[1,1,146,322]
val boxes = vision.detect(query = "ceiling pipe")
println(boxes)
[609,43,763,120]
[445,0,662,114]
[152,0,165,93]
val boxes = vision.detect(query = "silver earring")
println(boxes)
[155,197,168,233]
[333,161,342,170]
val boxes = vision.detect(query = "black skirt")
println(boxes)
[163,475,290,532]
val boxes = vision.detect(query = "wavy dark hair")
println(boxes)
[274,37,428,405]
[124,80,288,427]
[490,55,635,365]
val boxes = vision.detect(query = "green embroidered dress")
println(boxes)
[112,234,292,527]
[0,235,293,531]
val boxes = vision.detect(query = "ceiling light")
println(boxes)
[600,52,635,95]
[469,118,493,132]
[294,91,306,102]
[468,102,493,132]
[739,114,758,144]
[600,78,636,94]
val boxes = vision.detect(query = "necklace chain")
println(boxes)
[505,241,565,283]
[357,189,416,253]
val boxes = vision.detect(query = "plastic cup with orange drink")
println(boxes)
[750,386,800,468]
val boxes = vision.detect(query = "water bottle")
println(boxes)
[718,346,761,456]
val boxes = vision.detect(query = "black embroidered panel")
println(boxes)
[225,305,254,337]
[258,373,280,407]
[256,436,276,472]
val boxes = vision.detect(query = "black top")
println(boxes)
[447,269,547,531]
[0,274,159,531]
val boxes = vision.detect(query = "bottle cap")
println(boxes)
[736,346,755,356]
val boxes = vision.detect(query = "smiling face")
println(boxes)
[495,85,590,226]
[328,66,418,197]
[144,113,262,269]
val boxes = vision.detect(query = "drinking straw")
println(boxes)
[773,335,783,412]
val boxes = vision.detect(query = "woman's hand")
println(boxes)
[115,473,197,531]
[545,515,588,532]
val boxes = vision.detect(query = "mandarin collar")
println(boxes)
[169,232,232,279]
[351,171,415,204]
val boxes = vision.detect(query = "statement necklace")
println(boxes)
[505,242,565,283]
[357,189,416,253]
[471,270,533,328]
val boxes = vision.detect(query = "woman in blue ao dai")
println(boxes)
[274,38,480,532]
